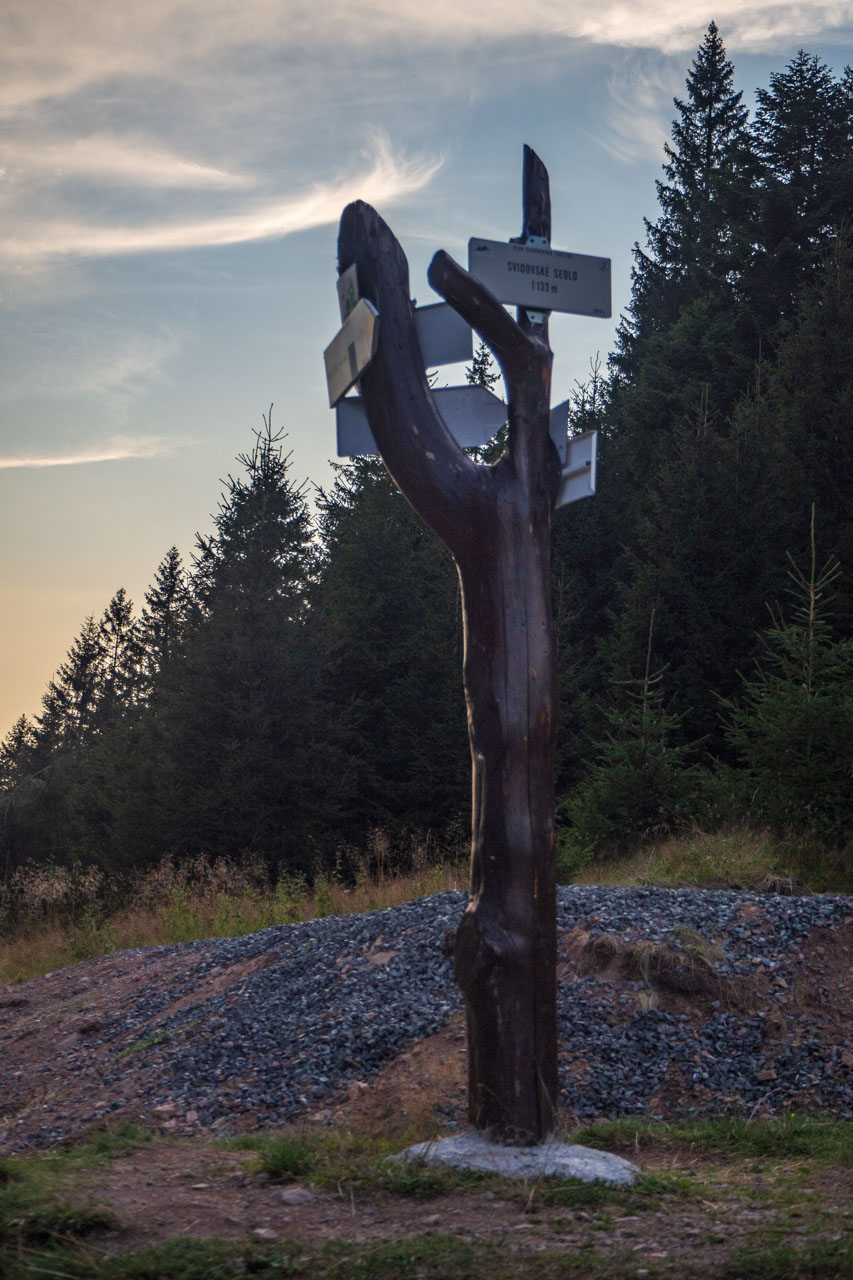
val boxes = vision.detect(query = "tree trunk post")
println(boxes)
[338,146,560,1144]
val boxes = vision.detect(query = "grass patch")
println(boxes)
[2,1113,852,1279]
[0,1125,158,1280]
[76,1122,154,1162]
[569,826,796,890]
[227,1123,703,1213]
[719,1238,853,1278]
[254,1133,313,1181]
[322,1233,482,1279]
[228,1126,479,1198]
[574,1115,853,1165]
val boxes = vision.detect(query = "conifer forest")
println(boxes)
[2,25,852,889]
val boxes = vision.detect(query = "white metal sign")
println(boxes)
[415,303,472,368]
[468,238,611,318]
[336,385,507,457]
[556,430,597,507]
[324,298,380,408]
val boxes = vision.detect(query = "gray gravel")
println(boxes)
[8,886,853,1147]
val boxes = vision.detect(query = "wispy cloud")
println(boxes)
[0,435,187,470]
[0,317,187,412]
[0,133,441,264]
[1,0,850,118]
[599,53,681,163]
[0,135,251,189]
[575,1,853,53]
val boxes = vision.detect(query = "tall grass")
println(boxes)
[0,830,467,986]
[2,822,845,987]
[564,825,809,891]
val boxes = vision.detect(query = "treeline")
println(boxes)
[1,23,852,885]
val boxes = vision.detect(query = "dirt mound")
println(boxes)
[1,905,852,1152]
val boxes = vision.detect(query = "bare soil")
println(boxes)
[2,912,853,1271]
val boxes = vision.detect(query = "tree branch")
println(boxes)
[427,250,538,383]
[338,201,480,554]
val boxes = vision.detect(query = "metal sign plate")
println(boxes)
[414,303,473,368]
[336,264,359,322]
[468,238,611,318]
[556,430,597,507]
[324,298,380,408]
[549,399,570,464]
[336,385,507,457]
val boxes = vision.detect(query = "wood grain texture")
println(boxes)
[337,146,560,1143]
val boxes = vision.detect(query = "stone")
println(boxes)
[391,1131,640,1186]
[253,1228,278,1241]
[280,1186,314,1205]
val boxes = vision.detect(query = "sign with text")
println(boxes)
[556,429,597,507]
[468,238,611,318]
[324,298,380,407]
[336,385,507,457]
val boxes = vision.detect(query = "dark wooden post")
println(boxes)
[338,146,560,1144]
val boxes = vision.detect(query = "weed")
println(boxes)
[77,1122,153,1162]
[719,1237,853,1278]
[256,1134,313,1180]
[117,1029,171,1059]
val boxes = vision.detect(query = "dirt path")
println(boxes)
[67,1134,852,1272]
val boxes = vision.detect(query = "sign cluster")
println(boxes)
[323,232,610,508]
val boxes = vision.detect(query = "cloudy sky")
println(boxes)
[3,0,853,736]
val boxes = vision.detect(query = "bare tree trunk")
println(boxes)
[338,147,559,1143]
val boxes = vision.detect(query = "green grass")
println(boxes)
[116,1030,172,1059]
[719,1238,853,1279]
[3,1117,853,1279]
[574,1115,853,1165]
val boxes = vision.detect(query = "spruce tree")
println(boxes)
[149,416,327,871]
[313,458,468,847]
[615,22,754,385]
[750,50,853,328]
[137,547,190,699]
[720,519,853,842]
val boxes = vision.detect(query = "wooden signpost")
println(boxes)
[330,146,609,1144]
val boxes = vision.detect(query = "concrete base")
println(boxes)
[393,1131,640,1186]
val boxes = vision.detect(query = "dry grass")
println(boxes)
[1,823,834,988]
[569,825,794,891]
[0,832,468,987]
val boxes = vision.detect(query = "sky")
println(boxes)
[3,0,853,738]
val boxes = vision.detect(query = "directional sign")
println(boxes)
[549,399,570,464]
[336,264,359,322]
[336,385,507,457]
[468,238,611,318]
[556,430,597,508]
[415,303,472,368]
[324,298,380,408]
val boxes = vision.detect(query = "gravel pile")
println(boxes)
[5,886,853,1147]
[555,886,853,1120]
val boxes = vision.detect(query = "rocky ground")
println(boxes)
[2,885,852,1153]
